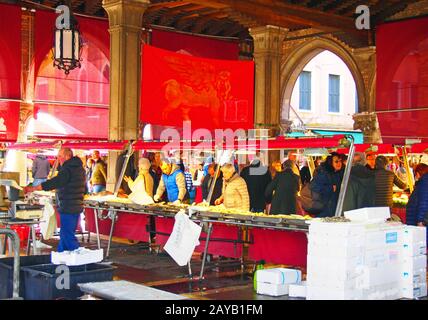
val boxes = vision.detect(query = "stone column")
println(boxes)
[353,112,382,144]
[249,25,287,164]
[102,0,149,191]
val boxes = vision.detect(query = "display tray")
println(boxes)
[252,216,283,224]
[105,201,129,209]
[223,213,254,221]
[197,211,224,219]
[83,200,102,207]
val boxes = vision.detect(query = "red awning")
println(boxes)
[7,140,127,151]
[409,143,428,154]
[133,135,347,151]
[336,144,398,155]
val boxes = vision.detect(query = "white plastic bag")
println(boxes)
[38,196,57,240]
[164,210,202,266]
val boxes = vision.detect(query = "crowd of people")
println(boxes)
[24,147,428,251]
[30,148,428,226]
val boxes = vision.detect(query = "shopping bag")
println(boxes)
[164,210,202,266]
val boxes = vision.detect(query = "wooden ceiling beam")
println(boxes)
[188,0,364,33]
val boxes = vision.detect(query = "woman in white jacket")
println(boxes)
[124,158,154,204]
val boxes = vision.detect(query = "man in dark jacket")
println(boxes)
[32,153,51,187]
[343,152,376,213]
[240,158,272,212]
[265,160,300,215]
[374,155,407,208]
[24,148,86,252]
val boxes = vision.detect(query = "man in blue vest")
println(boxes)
[153,158,187,204]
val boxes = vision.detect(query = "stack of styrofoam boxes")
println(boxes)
[307,207,409,300]
[306,221,366,300]
[256,268,302,297]
[358,222,404,300]
[401,225,427,299]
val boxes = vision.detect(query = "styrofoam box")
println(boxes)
[401,269,426,286]
[307,255,363,281]
[308,234,365,249]
[306,286,363,300]
[403,241,427,257]
[308,243,364,259]
[51,249,104,266]
[403,226,427,245]
[256,282,289,297]
[289,282,307,298]
[403,254,427,271]
[402,281,427,299]
[309,221,366,238]
[344,207,390,222]
[256,268,301,285]
[362,283,402,300]
[364,246,402,268]
[358,264,402,289]
[306,275,358,291]
[364,226,404,249]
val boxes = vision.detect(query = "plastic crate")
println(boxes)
[0,255,51,299]
[21,263,115,300]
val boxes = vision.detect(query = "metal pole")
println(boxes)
[94,209,101,250]
[106,210,117,258]
[334,136,355,217]
[199,222,213,280]
[402,146,414,193]
[308,156,315,178]
[0,229,20,299]
[114,142,135,197]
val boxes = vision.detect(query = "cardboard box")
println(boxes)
[344,207,390,223]
[403,226,427,245]
[256,268,301,285]
[256,282,289,297]
[401,281,427,299]
[289,282,307,298]
[51,248,104,266]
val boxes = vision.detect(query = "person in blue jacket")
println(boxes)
[406,163,428,244]
[311,152,344,217]
[154,158,187,204]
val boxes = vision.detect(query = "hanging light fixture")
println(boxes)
[53,1,82,75]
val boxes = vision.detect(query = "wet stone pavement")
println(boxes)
[39,235,301,300]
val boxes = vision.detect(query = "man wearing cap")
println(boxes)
[154,158,187,204]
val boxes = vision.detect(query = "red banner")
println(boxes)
[151,29,239,60]
[0,101,20,142]
[0,4,21,99]
[376,17,428,143]
[141,45,254,130]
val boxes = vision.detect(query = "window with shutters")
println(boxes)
[299,71,311,111]
[329,74,340,113]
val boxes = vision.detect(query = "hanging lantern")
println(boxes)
[53,7,82,75]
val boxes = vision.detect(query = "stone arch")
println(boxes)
[280,36,367,121]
